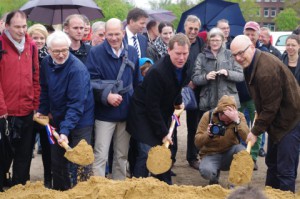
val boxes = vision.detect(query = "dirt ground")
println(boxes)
[28,111,300,191]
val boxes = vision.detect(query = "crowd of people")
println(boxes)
[0,7,299,195]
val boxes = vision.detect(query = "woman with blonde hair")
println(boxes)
[27,24,49,63]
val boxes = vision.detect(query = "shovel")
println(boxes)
[228,113,257,186]
[33,115,94,166]
[146,107,184,175]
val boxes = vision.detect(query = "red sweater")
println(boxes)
[0,33,40,116]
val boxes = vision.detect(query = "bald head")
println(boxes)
[230,35,256,68]
[105,18,124,52]
[231,35,252,50]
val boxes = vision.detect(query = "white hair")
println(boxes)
[46,31,71,48]
[92,21,105,33]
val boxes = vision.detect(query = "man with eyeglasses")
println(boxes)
[36,30,94,190]
[235,21,269,171]
[231,35,300,193]
[216,19,235,49]
[63,14,91,64]
[182,15,205,170]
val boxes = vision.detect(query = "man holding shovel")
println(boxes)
[36,31,94,191]
[126,33,190,185]
[194,95,249,185]
[230,35,300,193]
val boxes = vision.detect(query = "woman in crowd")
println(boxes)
[192,27,244,112]
[147,21,174,63]
[27,24,52,188]
[281,34,300,85]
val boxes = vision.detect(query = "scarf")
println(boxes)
[153,37,168,57]
[4,29,25,53]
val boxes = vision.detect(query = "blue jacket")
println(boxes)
[86,40,139,122]
[39,53,94,136]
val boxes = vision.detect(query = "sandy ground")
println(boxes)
[29,112,300,191]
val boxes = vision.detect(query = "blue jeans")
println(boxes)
[134,141,172,185]
[265,123,300,193]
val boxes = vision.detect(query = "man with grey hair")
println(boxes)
[86,18,139,180]
[183,15,205,170]
[259,27,281,59]
[216,19,235,49]
[36,30,94,190]
[91,21,105,46]
[63,14,91,64]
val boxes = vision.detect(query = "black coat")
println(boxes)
[126,55,187,146]
[281,52,300,86]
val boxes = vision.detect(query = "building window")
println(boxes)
[256,0,261,2]
[264,0,270,2]
[271,0,277,2]
[264,23,275,31]
[264,8,269,17]
[271,8,276,17]
[257,9,261,17]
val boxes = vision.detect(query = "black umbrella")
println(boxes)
[177,0,246,36]
[20,0,104,25]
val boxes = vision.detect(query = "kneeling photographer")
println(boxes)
[194,95,249,185]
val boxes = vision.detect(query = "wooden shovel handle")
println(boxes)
[163,107,185,148]
[33,115,72,151]
[246,141,252,153]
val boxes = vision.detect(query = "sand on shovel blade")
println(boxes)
[228,150,254,186]
[64,139,94,166]
[146,145,172,175]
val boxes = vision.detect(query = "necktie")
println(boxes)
[132,36,140,58]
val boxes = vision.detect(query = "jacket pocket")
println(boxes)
[199,87,211,111]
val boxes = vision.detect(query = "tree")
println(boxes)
[148,0,198,29]
[227,0,260,22]
[274,8,299,31]
[94,0,134,22]
[0,0,27,17]
[284,0,300,17]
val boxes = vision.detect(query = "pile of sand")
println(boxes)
[0,177,297,199]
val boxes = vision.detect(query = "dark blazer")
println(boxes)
[281,52,300,85]
[126,55,188,146]
[124,30,148,57]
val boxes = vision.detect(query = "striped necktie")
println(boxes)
[132,36,140,58]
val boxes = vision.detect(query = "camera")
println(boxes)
[210,123,226,136]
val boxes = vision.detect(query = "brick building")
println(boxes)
[255,0,285,31]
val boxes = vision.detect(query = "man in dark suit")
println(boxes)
[124,8,148,58]
[124,8,149,175]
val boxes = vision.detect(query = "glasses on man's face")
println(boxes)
[188,27,199,32]
[51,49,69,56]
[231,45,250,58]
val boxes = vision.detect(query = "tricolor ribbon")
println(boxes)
[172,114,181,127]
[45,124,56,144]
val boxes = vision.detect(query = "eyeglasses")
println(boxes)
[210,39,222,43]
[188,27,199,32]
[231,45,250,58]
[51,49,69,56]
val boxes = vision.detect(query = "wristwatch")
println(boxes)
[234,118,241,125]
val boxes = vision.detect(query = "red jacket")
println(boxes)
[0,33,40,116]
